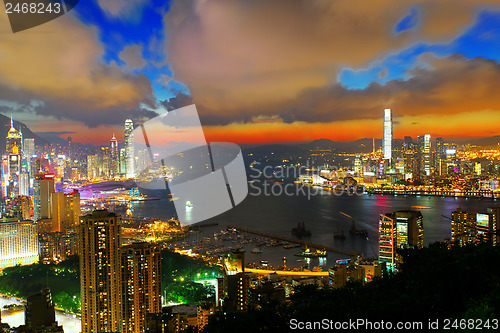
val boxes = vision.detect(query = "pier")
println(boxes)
[366,187,499,199]
[227,225,357,256]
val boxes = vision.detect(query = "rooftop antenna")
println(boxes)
[10,111,13,129]
[372,138,375,153]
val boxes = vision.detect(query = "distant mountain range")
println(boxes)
[2,113,500,155]
[243,136,500,155]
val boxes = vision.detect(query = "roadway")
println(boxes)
[245,268,328,276]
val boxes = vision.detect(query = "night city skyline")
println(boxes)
[2,1,500,333]
[0,1,500,144]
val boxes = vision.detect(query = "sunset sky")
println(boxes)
[1,0,500,145]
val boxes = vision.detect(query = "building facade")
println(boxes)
[0,220,39,269]
[383,108,392,162]
[79,210,122,333]
[124,119,135,178]
[121,242,162,333]
[378,210,424,271]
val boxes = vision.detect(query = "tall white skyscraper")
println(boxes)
[423,134,431,176]
[124,119,135,178]
[383,108,393,161]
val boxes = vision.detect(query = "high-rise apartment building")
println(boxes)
[383,109,392,162]
[379,210,424,271]
[80,210,122,333]
[226,272,251,312]
[121,242,162,333]
[0,220,39,269]
[124,119,135,178]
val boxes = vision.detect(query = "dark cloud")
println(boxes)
[165,0,500,119]
[186,54,500,126]
[160,93,193,111]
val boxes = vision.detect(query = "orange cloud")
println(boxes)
[165,0,500,120]
[203,109,500,144]
[0,12,154,126]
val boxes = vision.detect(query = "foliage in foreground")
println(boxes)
[0,256,80,313]
[204,243,500,332]
[0,249,222,313]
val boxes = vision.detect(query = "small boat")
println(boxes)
[251,247,262,254]
[294,246,327,258]
[333,229,346,239]
[292,221,311,237]
[186,201,193,208]
[349,220,368,237]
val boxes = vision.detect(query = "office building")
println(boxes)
[383,108,392,162]
[450,207,499,246]
[0,220,39,269]
[80,210,122,333]
[121,242,162,333]
[124,119,135,178]
[5,116,22,155]
[451,208,476,246]
[34,173,55,221]
[423,134,431,176]
[6,153,21,197]
[24,138,35,159]
[119,148,126,174]
[110,134,119,177]
[51,190,81,233]
[379,210,424,271]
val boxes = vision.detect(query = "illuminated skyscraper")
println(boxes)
[451,208,476,246]
[51,191,65,232]
[121,242,162,333]
[5,116,22,155]
[379,210,424,271]
[383,109,392,162]
[51,190,81,233]
[124,119,135,178]
[110,134,119,177]
[450,208,499,246]
[23,138,35,175]
[7,153,21,197]
[423,134,431,176]
[80,210,122,333]
[34,173,55,221]
[0,220,39,269]
[119,148,126,174]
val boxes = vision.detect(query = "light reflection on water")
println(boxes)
[133,186,499,268]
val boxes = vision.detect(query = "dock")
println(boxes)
[227,225,357,256]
